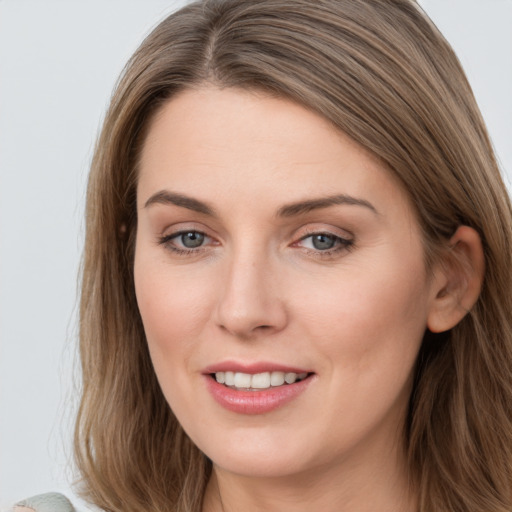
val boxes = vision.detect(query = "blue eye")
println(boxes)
[178,231,205,248]
[297,232,353,254]
[159,230,211,253]
[310,234,336,250]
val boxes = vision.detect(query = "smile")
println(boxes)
[213,371,309,390]
[204,365,315,414]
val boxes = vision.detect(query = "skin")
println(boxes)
[134,86,482,512]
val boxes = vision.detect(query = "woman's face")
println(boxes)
[134,87,439,478]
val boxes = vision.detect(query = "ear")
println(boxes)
[427,226,485,333]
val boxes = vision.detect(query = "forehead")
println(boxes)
[137,86,412,222]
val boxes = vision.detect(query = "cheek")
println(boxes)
[281,256,430,454]
[133,249,214,371]
[293,252,429,385]
[133,253,219,422]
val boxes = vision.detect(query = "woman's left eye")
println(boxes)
[296,232,353,253]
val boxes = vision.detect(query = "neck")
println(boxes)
[202,440,417,512]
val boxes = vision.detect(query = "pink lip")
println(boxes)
[202,360,311,374]
[202,362,315,415]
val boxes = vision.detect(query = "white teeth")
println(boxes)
[234,372,252,388]
[270,371,285,386]
[251,372,271,389]
[214,370,309,389]
[284,372,297,384]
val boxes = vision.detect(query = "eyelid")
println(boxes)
[159,220,218,240]
[294,232,353,247]
[157,224,220,254]
[293,223,354,242]
[290,225,355,258]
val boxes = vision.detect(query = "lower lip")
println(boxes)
[204,375,314,415]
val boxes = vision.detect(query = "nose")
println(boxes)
[213,248,288,339]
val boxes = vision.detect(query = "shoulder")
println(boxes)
[9,493,77,512]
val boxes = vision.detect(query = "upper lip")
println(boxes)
[202,360,313,375]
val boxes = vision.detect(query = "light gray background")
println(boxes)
[1,0,511,509]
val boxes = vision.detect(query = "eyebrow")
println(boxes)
[276,194,378,217]
[144,190,216,216]
[143,190,378,217]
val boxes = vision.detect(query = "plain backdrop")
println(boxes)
[0,0,511,509]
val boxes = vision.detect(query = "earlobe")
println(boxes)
[427,226,485,333]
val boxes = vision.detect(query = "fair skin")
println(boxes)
[134,86,483,512]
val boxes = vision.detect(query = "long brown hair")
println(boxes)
[75,1,512,511]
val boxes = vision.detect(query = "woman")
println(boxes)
[13,0,512,511]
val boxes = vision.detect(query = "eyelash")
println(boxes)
[295,231,354,258]
[158,230,354,259]
[158,231,214,256]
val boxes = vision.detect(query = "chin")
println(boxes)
[211,451,312,479]
[190,425,324,478]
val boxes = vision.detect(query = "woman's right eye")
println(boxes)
[175,231,206,249]
[158,230,213,253]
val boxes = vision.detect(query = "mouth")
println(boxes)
[202,362,315,413]
[210,371,313,391]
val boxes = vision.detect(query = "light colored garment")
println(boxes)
[10,493,76,512]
